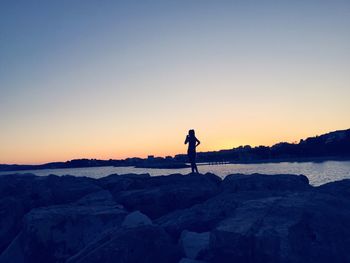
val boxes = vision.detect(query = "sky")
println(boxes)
[1,0,350,164]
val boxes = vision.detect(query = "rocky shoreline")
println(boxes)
[0,172,349,263]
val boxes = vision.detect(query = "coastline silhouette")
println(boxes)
[185,129,201,173]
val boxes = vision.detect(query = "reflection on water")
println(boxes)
[1,161,350,186]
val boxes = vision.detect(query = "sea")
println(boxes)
[1,160,350,186]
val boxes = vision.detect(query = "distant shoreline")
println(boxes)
[228,156,350,164]
[1,156,350,173]
[196,156,350,166]
[1,128,349,172]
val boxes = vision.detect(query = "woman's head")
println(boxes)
[188,129,195,137]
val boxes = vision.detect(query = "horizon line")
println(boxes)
[2,127,348,166]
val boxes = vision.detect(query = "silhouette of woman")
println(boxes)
[185,129,200,173]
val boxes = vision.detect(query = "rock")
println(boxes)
[0,174,103,255]
[147,173,221,187]
[122,211,152,227]
[0,232,23,263]
[75,190,116,206]
[100,172,220,195]
[43,174,102,204]
[0,173,51,209]
[0,173,102,207]
[114,173,221,219]
[0,174,52,254]
[316,179,350,198]
[222,173,310,193]
[156,193,237,238]
[67,225,182,263]
[206,192,350,263]
[0,203,127,263]
[156,191,276,238]
[97,173,151,193]
[2,172,350,263]
[180,231,210,259]
[179,258,207,263]
[0,197,25,254]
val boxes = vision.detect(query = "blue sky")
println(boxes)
[1,0,350,163]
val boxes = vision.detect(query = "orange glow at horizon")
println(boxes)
[2,124,349,165]
[1,1,350,165]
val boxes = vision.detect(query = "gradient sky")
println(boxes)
[1,0,350,164]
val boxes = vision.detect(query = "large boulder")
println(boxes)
[0,174,102,255]
[97,173,151,193]
[179,258,207,263]
[42,174,102,204]
[75,190,117,206]
[67,225,182,263]
[99,173,220,195]
[156,193,238,238]
[157,191,278,238]
[0,174,51,209]
[0,199,127,263]
[205,192,350,263]
[316,179,350,198]
[0,173,102,206]
[114,174,221,219]
[122,211,152,228]
[144,173,221,188]
[222,173,310,193]
[179,231,210,260]
[0,197,25,254]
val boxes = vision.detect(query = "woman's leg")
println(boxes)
[191,162,195,173]
[193,154,199,173]
[194,163,199,173]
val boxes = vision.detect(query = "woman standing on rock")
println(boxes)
[185,129,201,173]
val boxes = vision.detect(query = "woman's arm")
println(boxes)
[184,135,189,144]
[196,138,201,147]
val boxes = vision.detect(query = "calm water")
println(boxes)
[1,161,350,186]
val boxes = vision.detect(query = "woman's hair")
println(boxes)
[188,129,195,137]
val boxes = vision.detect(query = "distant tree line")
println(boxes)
[1,129,349,172]
[175,129,350,163]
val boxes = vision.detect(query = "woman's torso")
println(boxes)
[187,136,197,152]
